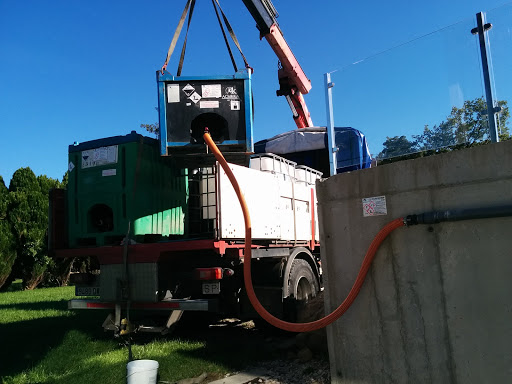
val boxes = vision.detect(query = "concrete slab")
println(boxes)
[317,140,512,383]
[208,370,269,384]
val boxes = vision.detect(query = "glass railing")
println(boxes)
[486,4,512,141]
[328,7,511,163]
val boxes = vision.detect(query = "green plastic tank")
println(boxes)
[67,131,188,247]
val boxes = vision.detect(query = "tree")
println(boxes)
[141,106,160,138]
[448,97,510,144]
[37,174,61,194]
[380,97,510,160]
[0,176,16,289]
[377,136,417,159]
[140,122,159,138]
[413,122,456,151]
[497,101,511,141]
[7,168,57,290]
[416,97,510,149]
[37,174,74,287]
[61,171,69,188]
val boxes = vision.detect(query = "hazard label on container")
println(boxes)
[200,100,219,109]
[189,92,201,104]
[231,100,240,110]
[222,86,240,100]
[102,169,117,177]
[362,196,387,217]
[82,145,118,168]
[182,84,195,96]
[167,84,180,103]
[202,84,221,98]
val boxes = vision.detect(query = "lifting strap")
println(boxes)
[161,0,250,75]
[160,0,194,74]
[177,0,196,76]
[212,0,237,72]
[212,0,251,71]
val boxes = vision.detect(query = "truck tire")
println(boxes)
[285,258,319,322]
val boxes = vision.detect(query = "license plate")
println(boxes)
[75,286,100,296]
[202,282,220,295]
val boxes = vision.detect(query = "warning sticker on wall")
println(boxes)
[202,84,221,98]
[82,145,118,168]
[362,196,387,217]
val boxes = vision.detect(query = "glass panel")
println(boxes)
[331,17,487,162]
[485,4,512,142]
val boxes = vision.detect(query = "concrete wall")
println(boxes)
[317,141,512,384]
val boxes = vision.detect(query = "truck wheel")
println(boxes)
[285,259,319,322]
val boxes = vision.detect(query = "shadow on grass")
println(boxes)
[0,300,71,312]
[1,315,279,384]
[1,324,128,384]
[1,305,297,383]
[3,280,23,292]
[0,310,108,378]
[168,315,283,370]
[103,311,279,364]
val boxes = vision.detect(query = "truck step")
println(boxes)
[68,298,218,312]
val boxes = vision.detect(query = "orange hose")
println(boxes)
[203,132,405,332]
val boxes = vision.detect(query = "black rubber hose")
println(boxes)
[406,205,512,225]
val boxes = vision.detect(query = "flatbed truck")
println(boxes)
[49,131,322,334]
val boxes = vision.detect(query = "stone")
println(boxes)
[297,347,313,362]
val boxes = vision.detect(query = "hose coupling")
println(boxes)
[404,215,419,226]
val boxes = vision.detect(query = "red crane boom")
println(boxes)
[242,0,314,128]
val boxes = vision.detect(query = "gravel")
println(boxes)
[174,315,331,384]
[236,358,330,384]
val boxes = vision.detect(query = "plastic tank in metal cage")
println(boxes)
[67,131,188,247]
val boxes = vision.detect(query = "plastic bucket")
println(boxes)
[126,359,159,384]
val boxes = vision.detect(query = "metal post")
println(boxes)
[324,72,337,176]
[471,12,499,142]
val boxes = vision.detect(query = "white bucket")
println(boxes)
[126,359,159,384]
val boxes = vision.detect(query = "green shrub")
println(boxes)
[0,176,16,289]
[7,168,60,290]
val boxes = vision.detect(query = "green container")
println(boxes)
[67,131,188,247]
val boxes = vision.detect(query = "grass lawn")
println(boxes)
[0,283,274,383]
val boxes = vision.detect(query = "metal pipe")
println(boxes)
[324,72,337,176]
[405,205,512,225]
[472,12,499,142]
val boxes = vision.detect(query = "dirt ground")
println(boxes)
[168,292,330,384]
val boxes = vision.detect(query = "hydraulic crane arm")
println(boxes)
[241,0,313,128]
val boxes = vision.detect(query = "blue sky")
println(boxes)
[1,0,510,184]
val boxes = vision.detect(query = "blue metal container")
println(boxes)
[156,71,254,160]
